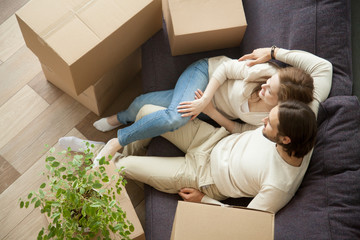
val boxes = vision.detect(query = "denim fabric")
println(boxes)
[117,59,209,146]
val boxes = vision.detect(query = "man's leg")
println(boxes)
[115,155,191,194]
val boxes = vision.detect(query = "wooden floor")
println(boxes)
[0,1,146,239]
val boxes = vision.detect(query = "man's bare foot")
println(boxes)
[93,138,122,167]
[93,115,121,132]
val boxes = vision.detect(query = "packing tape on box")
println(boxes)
[39,0,100,40]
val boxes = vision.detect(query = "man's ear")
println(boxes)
[281,136,291,145]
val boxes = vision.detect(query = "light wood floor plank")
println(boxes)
[0,14,25,62]
[0,94,90,174]
[3,208,46,240]
[0,128,85,239]
[0,154,21,194]
[28,70,64,105]
[0,0,30,25]
[0,45,41,106]
[0,85,49,149]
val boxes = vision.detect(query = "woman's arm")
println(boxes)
[275,48,333,104]
[177,78,221,120]
[177,59,249,119]
[239,47,333,114]
[190,90,257,133]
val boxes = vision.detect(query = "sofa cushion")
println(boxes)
[275,96,360,240]
[142,0,352,97]
[144,96,360,240]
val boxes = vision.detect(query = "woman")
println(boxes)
[60,47,332,160]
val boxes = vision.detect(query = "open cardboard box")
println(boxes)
[164,0,247,56]
[16,0,161,95]
[171,201,274,240]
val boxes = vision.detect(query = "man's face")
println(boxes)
[262,106,280,143]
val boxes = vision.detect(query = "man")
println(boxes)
[59,100,317,213]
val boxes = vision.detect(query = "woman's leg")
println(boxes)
[93,90,174,132]
[117,59,209,147]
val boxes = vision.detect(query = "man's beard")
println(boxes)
[263,131,281,144]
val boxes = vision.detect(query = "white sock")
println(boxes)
[93,118,121,132]
[58,136,105,152]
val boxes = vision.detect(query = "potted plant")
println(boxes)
[19,143,134,240]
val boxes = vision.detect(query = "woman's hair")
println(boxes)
[277,100,317,158]
[277,67,314,103]
[250,67,314,104]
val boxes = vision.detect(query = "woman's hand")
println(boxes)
[194,89,216,117]
[238,47,273,67]
[177,89,209,120]
[178,188,205,203]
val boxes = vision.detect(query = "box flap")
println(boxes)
[171,201,274,240]
[16,0,152,65]
[169,0,247,35]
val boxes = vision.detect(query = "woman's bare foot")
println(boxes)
[93,115,121,132]
[93,138,122,167]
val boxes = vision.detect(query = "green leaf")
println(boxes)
[31,197,38,204]
[27,193,33,199]
[46,156,55,162]
[102,176,109,183]
[80,187,85,195]
[35,200,41,208]
[20,201,24,208]
[109,200,116,208]
[51,161,60,167]
[129,224,135,232]
[58,167,66,172]
[40,183,46,189]
[93,182,102,189]
[25,201,30,208]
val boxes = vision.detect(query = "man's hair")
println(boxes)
[277,100,317,158]
[277,67,314,104]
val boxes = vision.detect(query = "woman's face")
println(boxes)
[259,74,280,106]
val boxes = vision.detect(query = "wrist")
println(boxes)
[271,45,277,59]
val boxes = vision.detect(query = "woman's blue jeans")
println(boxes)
[117,59,209,146]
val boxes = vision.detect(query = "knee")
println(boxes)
[165,109,190,131]
[135,104,166,121]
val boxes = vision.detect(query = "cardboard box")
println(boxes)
[16,0,161,95]
[41,48,141,116]
[171,201,274,240]
[164,0,247,56]
[43,161,145,240]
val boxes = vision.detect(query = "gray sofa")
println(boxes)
[140,0,360,239]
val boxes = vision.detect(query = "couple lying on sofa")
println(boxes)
[59,47,332,213]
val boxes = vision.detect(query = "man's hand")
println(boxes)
[178,188,205,203]
[238,48,273,67]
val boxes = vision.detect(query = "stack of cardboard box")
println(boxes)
[16,0,162,115]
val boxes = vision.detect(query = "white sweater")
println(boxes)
[210,127,313,213]
[207,49,333,130]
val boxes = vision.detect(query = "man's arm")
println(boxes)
[178,188,228,207]
[247,186,293,213]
